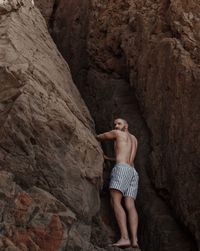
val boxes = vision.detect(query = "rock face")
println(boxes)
[44,0,200,250]
[0,0,106,250]
[87,1,200,250]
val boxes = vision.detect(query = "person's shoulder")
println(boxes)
[130,134,138,143]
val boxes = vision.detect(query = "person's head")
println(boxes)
[114,118,128,132]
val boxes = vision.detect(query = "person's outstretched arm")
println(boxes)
[96,130,118,141]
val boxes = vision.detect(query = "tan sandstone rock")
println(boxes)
[0,0,105,250]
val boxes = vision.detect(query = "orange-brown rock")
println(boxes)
[0,171,66,251]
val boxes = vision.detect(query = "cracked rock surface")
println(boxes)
[0,1,106,250]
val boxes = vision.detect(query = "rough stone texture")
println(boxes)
[84,70,196,251]
[0,171,70,251]
[51,0,90,90]
[0,0,107,250]
[87,1,200,249]
[47,0,200,250]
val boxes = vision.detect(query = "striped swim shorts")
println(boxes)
[109,163,139,199]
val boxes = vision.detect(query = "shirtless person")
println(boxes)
[96,118,139,248]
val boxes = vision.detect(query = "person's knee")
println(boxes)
[125,198,135,212]
[111,197,124,211]
[112,199,121,207]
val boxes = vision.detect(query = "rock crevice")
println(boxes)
[43,0,200,250]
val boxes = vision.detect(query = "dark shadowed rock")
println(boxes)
[34,0,55,23]
[87,1,200,248]
[50,0,90,90]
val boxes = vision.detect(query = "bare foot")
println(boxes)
[111,238,131,247]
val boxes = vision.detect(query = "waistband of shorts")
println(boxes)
[115,163,134,168]
[114,163,138,175]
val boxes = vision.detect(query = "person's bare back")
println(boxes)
[96,118,138,165]
[114,131,137,166]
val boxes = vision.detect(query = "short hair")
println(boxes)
[114,118,128,125]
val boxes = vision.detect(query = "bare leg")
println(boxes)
[110,189,131,247]
[124,197,138,247]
